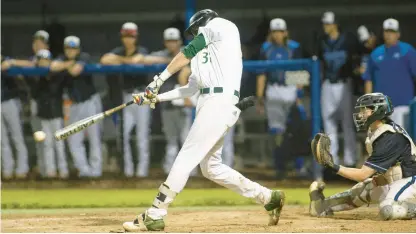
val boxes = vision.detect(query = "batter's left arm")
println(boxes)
[145,34,207,99]
[157,74,199,102]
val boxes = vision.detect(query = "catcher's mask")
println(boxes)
[353,93,393,131]
[185,9,218,37]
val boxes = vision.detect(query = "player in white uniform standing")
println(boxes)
[123,9,285,231]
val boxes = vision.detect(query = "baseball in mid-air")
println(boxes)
[33,131,46,142]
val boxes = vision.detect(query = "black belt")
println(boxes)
[199,87,240,98]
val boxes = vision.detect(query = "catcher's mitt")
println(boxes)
[311,133,335,168]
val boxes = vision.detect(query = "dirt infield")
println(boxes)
[2,206,413,233]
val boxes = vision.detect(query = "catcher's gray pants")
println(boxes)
[161,107,192,174]
[40,118,68,176]
[68,96,102,177]
[123,91,151,177]
[321,79,356,165]
[1,98,29,177]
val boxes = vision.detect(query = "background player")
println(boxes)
[256,18,303,178]
[319,11,358,171]
[310,93,416,220]
[123,9,284,232]
[362,18,416,129]
[33,49,69,179]
[100,22,168,177]
[51,36,102,178]
[1,56,29,180]
[150,27,195,175]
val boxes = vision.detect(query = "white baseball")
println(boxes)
[33,131,46,142]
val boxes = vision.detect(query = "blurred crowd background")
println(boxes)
[1,0,416,182]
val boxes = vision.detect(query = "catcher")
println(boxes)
[310,92,416,220]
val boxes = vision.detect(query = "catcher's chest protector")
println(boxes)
[365,124,416,161]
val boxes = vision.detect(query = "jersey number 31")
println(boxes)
[202,52,211,64]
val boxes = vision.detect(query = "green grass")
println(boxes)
[1,187,348,209]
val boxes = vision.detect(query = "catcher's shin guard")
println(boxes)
[320,178,374,213]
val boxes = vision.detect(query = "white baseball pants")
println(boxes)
[148,94,272,218]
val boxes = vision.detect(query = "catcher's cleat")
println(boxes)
[309,181,333,217]
[264,190,285,226]
[123,212,165,232]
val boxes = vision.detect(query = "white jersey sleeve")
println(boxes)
[158,73,200,102]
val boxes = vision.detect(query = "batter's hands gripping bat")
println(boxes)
[54,100,134,141]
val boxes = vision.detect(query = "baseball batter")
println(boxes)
[123,9,285,232]
[310,93,416,220]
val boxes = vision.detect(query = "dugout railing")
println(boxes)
[5,58,321,172]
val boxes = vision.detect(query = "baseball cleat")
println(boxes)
[309,181,333,217]
[123,212,165,232]
[264,190,285,226]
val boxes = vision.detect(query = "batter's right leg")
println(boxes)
[1,115,14,178]
[123,100,242,232]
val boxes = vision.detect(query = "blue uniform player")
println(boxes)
[363,18,416,128]
[256,18,303,177]
[310,93,416,221]
[319,11,358,168]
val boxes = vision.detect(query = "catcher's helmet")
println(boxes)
[185,9,218,37]
[353,93,394,131]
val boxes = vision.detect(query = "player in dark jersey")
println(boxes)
[309,93,416,220]
[51,36,102,178]
[100,22,169,177]
[33,49,69,179]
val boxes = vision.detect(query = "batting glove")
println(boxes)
[132,92,157,109]
[145,74,165,99]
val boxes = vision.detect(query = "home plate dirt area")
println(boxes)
[2,206,414,233]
